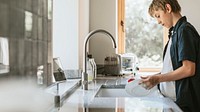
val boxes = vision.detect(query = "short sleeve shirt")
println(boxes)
[169,16,200,112]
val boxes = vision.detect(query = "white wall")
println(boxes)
[79,0,90,69]
[179,0,200,33]
[53,0,89,70]
[89,0,117,65]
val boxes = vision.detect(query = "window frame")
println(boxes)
[118,0,125,54]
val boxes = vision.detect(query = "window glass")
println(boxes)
[125,0,163,68]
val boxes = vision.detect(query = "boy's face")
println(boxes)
[152,8,173,28]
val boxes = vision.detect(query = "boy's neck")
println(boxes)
[172,13,182,26]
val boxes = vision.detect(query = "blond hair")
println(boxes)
[149,0,181,17]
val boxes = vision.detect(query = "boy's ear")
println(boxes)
[165,4,172,13]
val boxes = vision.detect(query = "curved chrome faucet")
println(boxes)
[82,29,117,90]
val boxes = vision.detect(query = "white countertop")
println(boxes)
[46,79,81,96]
[48,75,182,112]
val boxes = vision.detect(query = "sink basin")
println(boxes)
[95,84,162,98]
[95,84,132,97]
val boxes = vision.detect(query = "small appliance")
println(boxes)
[120,53,138,75]
[104,53,138,75]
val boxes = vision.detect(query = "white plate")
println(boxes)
[125,79,153,97]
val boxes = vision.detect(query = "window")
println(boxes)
[118,0,164,71]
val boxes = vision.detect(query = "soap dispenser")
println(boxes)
[37,65,44,85]
[90,57,97,79]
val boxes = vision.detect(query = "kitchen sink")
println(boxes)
[92,84,182,112]
[95,84,162,98]
[95,84,132,97]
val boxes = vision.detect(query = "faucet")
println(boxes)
[82,29,117,90]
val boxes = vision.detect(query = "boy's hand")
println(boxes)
[139,75,160,90]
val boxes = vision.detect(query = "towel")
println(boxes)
[0,37,9,65]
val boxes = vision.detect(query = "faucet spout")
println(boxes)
[82,29,117,90]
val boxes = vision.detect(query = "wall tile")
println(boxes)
[32,14,38,40]
[32,41,38,68]
[24,39,32,68]
[47,63,53,85]
[16,0,24,9]
[8,7,25,39]
[17,39,25,68]
[38,41,44,65]
[25,0,32,12]
[0,0,52,86]
[32,0,39,15]
[43,42,48,63]
[38,0,43,16]
[0,0,8,4]
[43,18,48,41]
[8,0,17,8]
[47,42,53,62]
[38,17,43,40]
[0,3,9,37]
[43,0,48,18]
[47,20,52,42]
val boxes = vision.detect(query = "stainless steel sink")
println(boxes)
[93,84,183,112]
[95,84,162,98]
[95,84,132,97]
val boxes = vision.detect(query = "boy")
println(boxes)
[140,0,200,111]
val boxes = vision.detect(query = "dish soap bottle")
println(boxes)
[87,54,94,83]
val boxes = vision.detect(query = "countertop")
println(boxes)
[47,74,183,112]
